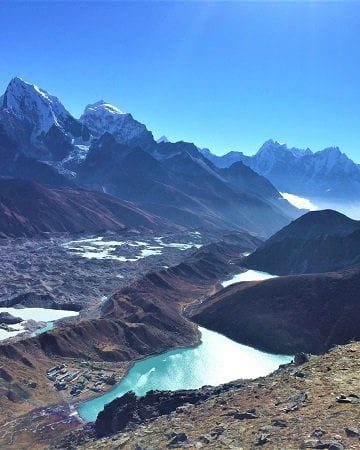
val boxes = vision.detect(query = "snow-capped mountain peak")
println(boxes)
[80,100,154,146]
[200,139,360,200]
[1,76,71,134]
[0,77,91,161]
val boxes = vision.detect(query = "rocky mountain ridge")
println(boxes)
[0,77,90,161]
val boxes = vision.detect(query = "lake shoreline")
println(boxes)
[76,268,282,422]
[74,322,202,422]
[78,323,293,422]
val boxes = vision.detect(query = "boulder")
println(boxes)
[0,312,22,325]
[167,433,188,447]
[345,426,359,437]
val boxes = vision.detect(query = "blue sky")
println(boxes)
[1,1,360,159]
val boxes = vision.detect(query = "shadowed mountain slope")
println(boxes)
[0,179,165,237]
[245,209,360,275]
[77,134,300,236]
[192,268,360,354]
[0,125,73,188]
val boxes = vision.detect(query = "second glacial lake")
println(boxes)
[78,326,292,422]
[0,307,78,341]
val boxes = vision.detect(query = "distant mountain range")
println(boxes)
[0,77,302,236]
[201,140,360,201]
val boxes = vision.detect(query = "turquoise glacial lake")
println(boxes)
[78,326,292,422]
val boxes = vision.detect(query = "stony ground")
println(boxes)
[0,231,209,314]
[76,341,360,450]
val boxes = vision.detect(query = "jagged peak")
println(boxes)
[8,75,27,86]
[256,140,286,155]
[4,76,60,104]
[7,76,31,90]
[318,146,342,156]
[262,138,278,147]
[314,147,354,166]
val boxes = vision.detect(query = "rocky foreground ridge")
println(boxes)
[56,341,360,450]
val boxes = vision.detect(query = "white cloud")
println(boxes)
[281,192,318,211]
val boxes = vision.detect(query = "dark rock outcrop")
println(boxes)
[0,124,72,188]
[0,312,22,325]
[95,382,245,437]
